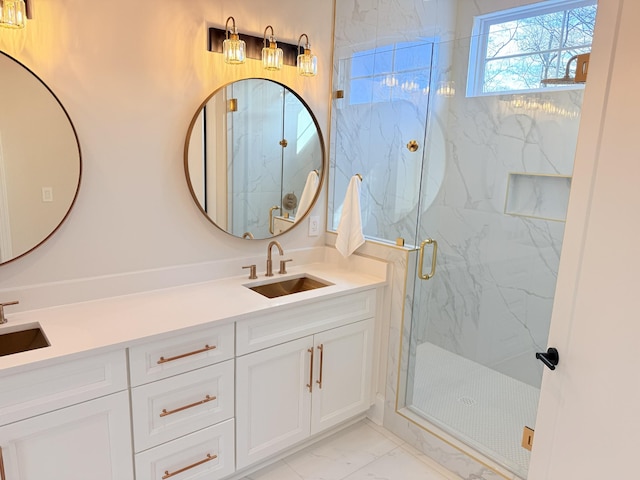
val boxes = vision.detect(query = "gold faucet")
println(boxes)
[0,301,19,324]
[266,240,284,277]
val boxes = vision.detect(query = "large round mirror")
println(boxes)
[184,78,325,240]
[0,51,81,265]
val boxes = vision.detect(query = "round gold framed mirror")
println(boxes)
[184,78,325,240]
[0,51,82,265]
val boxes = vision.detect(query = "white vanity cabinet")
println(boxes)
[235,290,376,469]
[0,350,133,480]
[129,322,236,480]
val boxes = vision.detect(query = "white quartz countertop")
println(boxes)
[0,260,387,374]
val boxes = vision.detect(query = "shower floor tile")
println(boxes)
[408,342,539,477]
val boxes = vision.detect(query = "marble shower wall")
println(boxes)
[230,80,283,238]
[329,0,457,244]
[230,82,323,238]
[415,34,584,388]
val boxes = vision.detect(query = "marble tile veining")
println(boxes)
[243,420,456,480]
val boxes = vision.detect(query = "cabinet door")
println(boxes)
[236,336,313,469]
[311,319,374,435]
[0,391,133,480]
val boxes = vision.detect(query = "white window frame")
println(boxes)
[467,0,597,97]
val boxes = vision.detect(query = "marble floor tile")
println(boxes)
[343,446,449,480]
[282,421,401,480]
[244,460,303,480]
[242,420,457,480]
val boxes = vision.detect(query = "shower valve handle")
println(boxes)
[536,347,559,371]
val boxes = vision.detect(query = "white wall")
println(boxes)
[0,0,334,297]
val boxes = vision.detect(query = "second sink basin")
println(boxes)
[0,325,50,358]
[247,275,332,299]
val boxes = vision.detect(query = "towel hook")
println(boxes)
[355,173,363,181]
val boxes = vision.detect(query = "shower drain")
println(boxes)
[457,396,477,407]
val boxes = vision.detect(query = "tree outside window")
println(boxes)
[468,0,597,96]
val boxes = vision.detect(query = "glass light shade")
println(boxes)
[297,49,318,77]
[223,33,246,64]
[262,39,283,71]
[436,81,456,97]
[0,0,27,29]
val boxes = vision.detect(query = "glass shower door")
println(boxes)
[404,35,585,478]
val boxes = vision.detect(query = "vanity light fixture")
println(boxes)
[208,24,299,68]
[0,0,30,29]
[296,33,317,77]
[262,25,283,71]
[222,16,246,65]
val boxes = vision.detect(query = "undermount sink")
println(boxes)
[247,275,332,299]
[0,325,50,357]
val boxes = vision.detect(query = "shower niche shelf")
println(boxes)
[504,173,572,222]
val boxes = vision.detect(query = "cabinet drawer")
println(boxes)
[134,418,235,480]
[129,323,234,386]
[0,349,127,426]
[236,289,376,355]
[131,360,234,452]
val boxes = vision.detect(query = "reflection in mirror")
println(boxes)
[185,78,324,240]
[0,51,81,265]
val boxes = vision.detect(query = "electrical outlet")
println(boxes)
[308,215,320,236]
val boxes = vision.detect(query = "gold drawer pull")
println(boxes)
[160,395,217,417]
[0,447,6,480]
[157,344,217,364]
[162,453,217,479]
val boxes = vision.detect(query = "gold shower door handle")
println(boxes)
[269,205,280,235]
[418,238,438,280]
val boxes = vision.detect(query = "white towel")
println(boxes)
[335,175,365,257]
[294,170,320,223]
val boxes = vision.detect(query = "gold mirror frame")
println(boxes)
[183,78,325,240]
[0,51,82,266]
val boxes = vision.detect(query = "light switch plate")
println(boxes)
[308,216,319,236]
[41,187,53,202]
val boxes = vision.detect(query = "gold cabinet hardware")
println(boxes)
[157,345,217,364]
[162,453,218,479]
[0,446,6,480]
[406,140,419,152]
[306,347,314,393]
[160,395,217,417]
[227,98,238,112]
[316,344,324,389]
[279,139,288,148]
[335,90,344,99]
[418,238,438,280]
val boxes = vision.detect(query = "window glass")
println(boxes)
[469,1,597,96]
[348,42,433,105]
